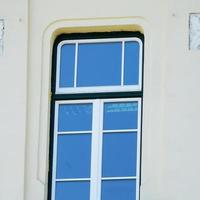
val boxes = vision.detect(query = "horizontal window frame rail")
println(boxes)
[56,178,91,182]
[58,37,142,44]
[51,91,143,101]
[57,131,92,135]
[56,86,142,95]
[57,129,138,135]
[101,176,137,180]
[55,176,138,182]
[103,129,138,133]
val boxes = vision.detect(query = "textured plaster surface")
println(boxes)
[0,20,4,56]
[189,13,200,50]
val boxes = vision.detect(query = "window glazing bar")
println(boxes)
[74,42,78,87]
[121,41,125,86]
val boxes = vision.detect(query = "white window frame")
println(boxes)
[51,98,142,200]
[56,37,143,94]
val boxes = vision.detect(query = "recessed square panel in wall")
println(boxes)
[56,38,143,94]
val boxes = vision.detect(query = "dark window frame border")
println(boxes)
[48,31,144,200]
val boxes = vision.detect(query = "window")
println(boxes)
[48,32,144,200]
[56,36,142,94]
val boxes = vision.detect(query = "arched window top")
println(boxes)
[55,33,143,94]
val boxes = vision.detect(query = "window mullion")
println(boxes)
[121,41,125,86]
[97,99,103,200]
[90,99,101,200]
[74,42,78,87]
[136,98,142,200]
[96,99,104,200]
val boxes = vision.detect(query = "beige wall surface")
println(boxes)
[0,0,200,200]
[0,0,28,199]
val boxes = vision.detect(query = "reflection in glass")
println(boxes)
[103,102,138,130]
[58,104,93,131]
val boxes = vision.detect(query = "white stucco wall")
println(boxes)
[0,0,200,200]
[0,0,27,199]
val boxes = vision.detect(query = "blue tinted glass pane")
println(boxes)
[56,134,91,179]
[77,42,122,87]
[102,132,137,177]
[124,41,140,85]
[55,181,90,200]
[59,44,75,88]
[103,102,138,130]
[101,180,136,200]
[58,104,92,131]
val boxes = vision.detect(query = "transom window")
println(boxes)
[56,37,143,94]
[49,32,144,200]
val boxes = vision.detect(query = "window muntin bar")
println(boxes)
[56,178,91,182]
[57,130,93,135]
